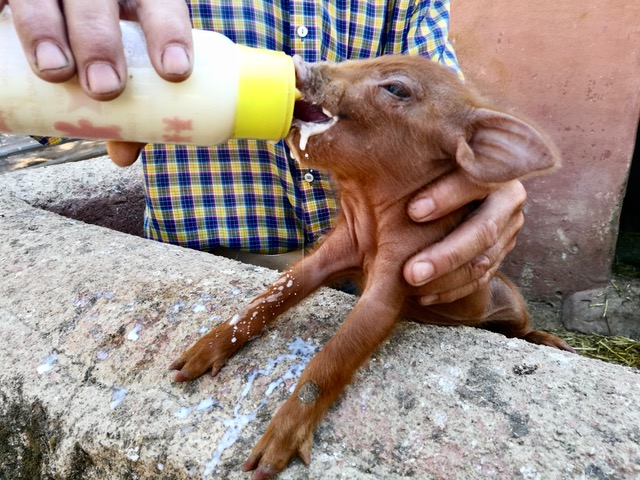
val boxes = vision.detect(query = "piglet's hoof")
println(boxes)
[241,411,313,480]
[169,329,235,381]
[522,330,576,353]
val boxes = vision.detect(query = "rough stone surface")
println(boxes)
[0,155,145,237]
[563,283,640,339]
[1,159,640,479]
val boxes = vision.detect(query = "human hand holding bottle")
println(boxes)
[1,0,193,101]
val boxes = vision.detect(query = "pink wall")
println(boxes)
[450,0,640,300]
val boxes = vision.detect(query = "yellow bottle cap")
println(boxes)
[233,45,297,140]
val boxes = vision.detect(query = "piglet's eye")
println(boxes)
[382,82,411,99]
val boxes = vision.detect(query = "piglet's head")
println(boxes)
[287,55,559,186]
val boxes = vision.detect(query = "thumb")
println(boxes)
[106,141,146,167]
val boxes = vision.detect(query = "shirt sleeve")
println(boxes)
[400,0,464,80]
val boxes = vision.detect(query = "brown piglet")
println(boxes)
[170,54,573,479]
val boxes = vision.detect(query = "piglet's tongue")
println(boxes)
[294,100,331,123]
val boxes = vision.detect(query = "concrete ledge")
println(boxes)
[1,159,639,479]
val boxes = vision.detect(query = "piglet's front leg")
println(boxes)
[242,282,404,479]
[170,229,358,382]
[170,268,312,381]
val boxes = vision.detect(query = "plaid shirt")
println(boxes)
[142,0,462,253]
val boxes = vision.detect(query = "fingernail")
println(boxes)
[420,294,438,306]
[35,41,69,71]
[412,261,434,285]
[161,45,191,75]
[410,197,435,221]
[86,63,121,95]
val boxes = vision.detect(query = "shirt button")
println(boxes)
[296,25,309,38]
[304,172,314,183]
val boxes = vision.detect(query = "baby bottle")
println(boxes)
[0,9,297,145]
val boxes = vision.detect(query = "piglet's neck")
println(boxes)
[332,155,456,210]
[335,174,417,221]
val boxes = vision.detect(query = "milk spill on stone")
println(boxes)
[196,397,218,411]
[174,397,220,420]
[127,323,142,341]
[110,387,128,409]
[96,350,109,360]
[203,337,319,476]
[174,407,191,419]
[36,353,57,374]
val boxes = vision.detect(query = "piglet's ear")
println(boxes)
[455,108,559,184]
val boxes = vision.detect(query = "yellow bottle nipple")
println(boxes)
[233,45,298,140]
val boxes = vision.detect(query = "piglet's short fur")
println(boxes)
[170,54,573,479]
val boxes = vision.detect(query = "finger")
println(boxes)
[408,171,492,222]
[415,210,522,301]
[419,265,498,306]
[106,141,146,167]
[418,238,516,306]
[7,0,77,82]
[132,0,194,81]
[60,0,126,100]
[404,180,526,287]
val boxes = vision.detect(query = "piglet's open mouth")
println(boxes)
[291,100,337,152]
[290,55,338,152]
[293,100,332,123]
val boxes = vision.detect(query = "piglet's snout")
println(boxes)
[292,56,337,105]
[292,56,334,123]
[293,55,310,90]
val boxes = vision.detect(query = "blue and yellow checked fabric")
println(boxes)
[144,1,462,253]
